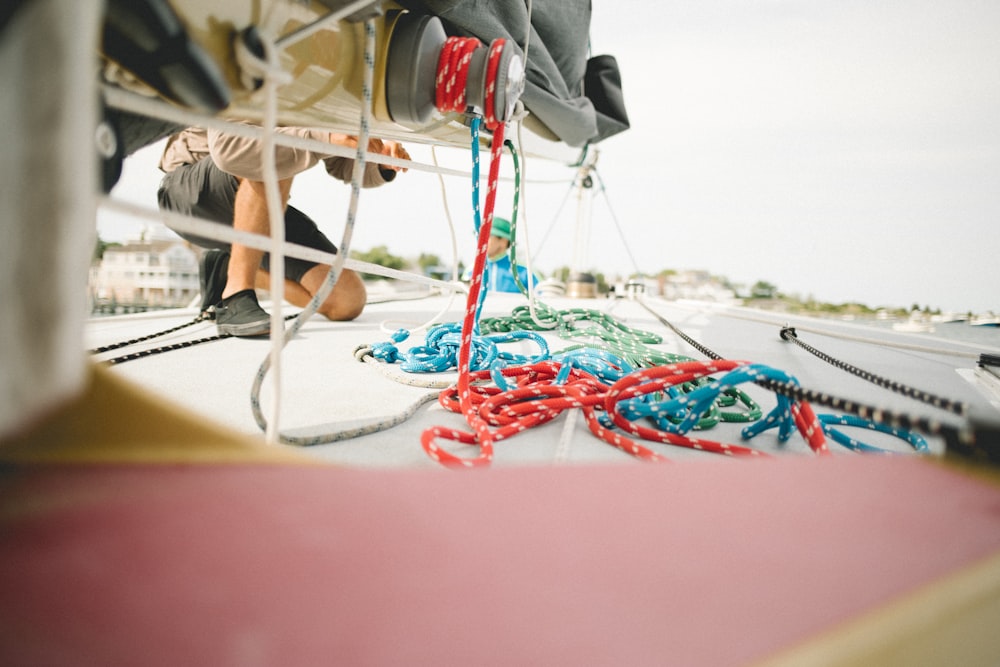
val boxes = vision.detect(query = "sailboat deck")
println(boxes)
[84,291,997,467]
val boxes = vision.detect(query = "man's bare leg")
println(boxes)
[222,177,292,299]
[255,266,367,321]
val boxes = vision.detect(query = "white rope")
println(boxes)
[431,145,462,285]
[277,389,440,446]
[522,0,534,66]
[365,143,466,339]
[503,2,557,332]
[238,31,291,443]
[97,197,468,293]
[101,85,469,178]
[358,351,456,389]
[376,292,464,337]
[513,120,557,331]
[248,18,379,440]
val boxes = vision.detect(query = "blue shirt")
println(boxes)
[483,254,538,293]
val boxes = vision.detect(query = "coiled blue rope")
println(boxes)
[371,322,550,375]
[616,364,803,442]
[819,414,929,453]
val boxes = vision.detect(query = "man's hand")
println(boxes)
[368,138,409,172]
[328,133,409,172]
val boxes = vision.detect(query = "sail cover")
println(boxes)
[400,0,629,146]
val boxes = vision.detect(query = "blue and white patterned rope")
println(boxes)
[367,322,549,376]
[819,413,929,453]
[467,117,494,335]
[551,347,636,386]
[615,363,804,443]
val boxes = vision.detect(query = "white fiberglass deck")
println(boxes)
[84,289,1000,469]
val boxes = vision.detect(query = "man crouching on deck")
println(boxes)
[157,126,409,337]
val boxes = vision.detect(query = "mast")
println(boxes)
[566,150,599,298]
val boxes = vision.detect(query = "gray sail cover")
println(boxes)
[400,0,629,146]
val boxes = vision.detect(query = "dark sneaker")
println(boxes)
[214,289,271,337]
[199,249,230,313]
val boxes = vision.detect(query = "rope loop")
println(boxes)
[369,341,402,364]
[433,36,508,130]
[369,321,551,375]
[819,414,930,453]
[482,38,506,129]
[552,347,635,385]
[435,36,480,114]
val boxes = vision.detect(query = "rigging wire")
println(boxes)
[365,144,467,339]
[529,172,579,260]
[432,145,462,286]
[529,154,645,281]
[591,166,643,278]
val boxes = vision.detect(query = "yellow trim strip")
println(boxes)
[759,551,1000,667]
[0,365,319,465]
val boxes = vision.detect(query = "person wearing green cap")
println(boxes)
[480,217,539,294]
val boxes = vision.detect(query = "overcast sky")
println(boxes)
[102,0,999,313]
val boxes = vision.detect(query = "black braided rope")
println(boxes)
[88,315,209,354]
[637,301,723,361]
[750,376,968,450]
[780,326,967,417]
[102,334,231,365]
[637,300,968,445]
[92,312,301,365]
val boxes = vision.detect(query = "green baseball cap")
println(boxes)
[490,217,511,241]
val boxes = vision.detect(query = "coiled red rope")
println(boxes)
[482,38,506,129]
[435,36,479,114]
[435,36,508,129]
[423,359,828,468]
